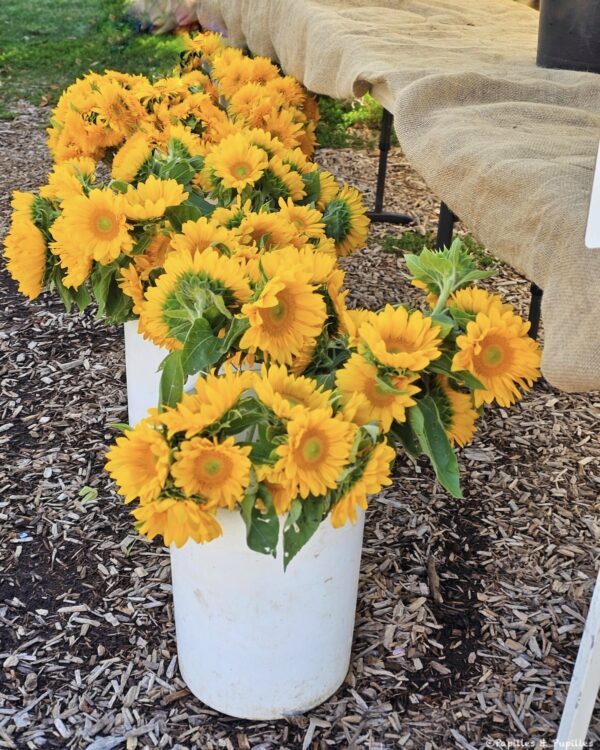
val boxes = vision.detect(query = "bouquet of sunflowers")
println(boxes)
[4,31,542,565]
[106,239,541,564]
[4,32,361,327]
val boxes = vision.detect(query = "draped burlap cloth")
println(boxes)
[198,0,600,392]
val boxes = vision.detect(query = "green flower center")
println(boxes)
[302,437,323,462]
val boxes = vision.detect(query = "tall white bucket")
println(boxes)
[170,508,366,719]
[123,320,168,426]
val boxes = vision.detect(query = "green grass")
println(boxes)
[316,94,391,149]
[381,231,500,269]
[0,0,183,114]
[0,0,380,146]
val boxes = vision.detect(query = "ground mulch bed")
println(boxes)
[1,103,599,750]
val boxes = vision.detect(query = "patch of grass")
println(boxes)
[0,0,183,114]
[316,93,393,149]
[381,231,500,269]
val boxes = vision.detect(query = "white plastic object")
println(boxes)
[123,320,169,426]
[556,568,600,747]
[170,508,366,719]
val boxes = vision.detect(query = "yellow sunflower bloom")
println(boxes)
[276,198,325,246]
[204,132,269,191]
[172,436,252,510]
[240,275,327,364]
[238,210,296,250]
[51,188,133,267]
[169,217,241,257]
[448,287,513,317]
[140,248,252,350]
[359,304,443,371]
[163,123,206,158]
[330,442,396,528]
[316,170,340,210]
[261,109,304,149]
[92,79,146,139]
[322,185,370,256]
[434,375,479,447]
[336,354,420,432]
[124,176,188,221]
[265,76,306,107]
[105,421,171,504]
[253,364,332,419]
[261,246,337,286]
[255,465,297,515]
[132,498,223,548]
[268,155,306,202]
[118,264,145,315]
[275,408,356,498]
[40,157,96,203]
[452,309,541,407]
[4,193,47,300]
[111,131,154,182]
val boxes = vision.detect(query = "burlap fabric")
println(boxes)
[198,0,600,392]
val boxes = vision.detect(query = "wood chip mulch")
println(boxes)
[0,103,599,750]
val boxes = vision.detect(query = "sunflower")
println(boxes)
[275,408,356,498]
[124,176,188,221]
[111,131,154,182]
[228,83,277,124]
[265,76,306,107]
[133,231,171,280]
[172,436,252,510]
[118,263,145,315]
[204,132,269,191]
[160,367,254,437]
[246,56,280,85]
[277,198,325,245]
[340,307,377,347]
[140,248,252,349]
[260,246,337,286]
[330,442,396,528]
[261,109,304,149]
[297,120,318,157]
[316,170,340,210]
[169,217,241,257]
[40,157,96,203]
[92,79,146,139]
[336,354,420,432]
[359,304,443,371]
[253,364,332,419]
[164,123,206,158]
[322,185,370,256]
[432,375,479,447]
[51,188,133,266]
[240,275,327,364]
[105,421,171,503]
[448,287,513,317]
[452,309,541,407]
[238,210,296,250]
[255,465,297,514]
[132,498,223,548]
[4,193,47,300]
[268,155,306,202]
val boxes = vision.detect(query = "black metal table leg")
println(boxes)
[528,283,543,340]
[366,109,413,226]
[436,202,458,250]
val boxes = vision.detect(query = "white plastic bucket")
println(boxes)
[170,508,366,719]
[123,320,168,426]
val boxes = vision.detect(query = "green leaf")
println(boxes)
[104,277,133,323]
[91,264,114,318]
[165,204,203,232]
[240,489,280,557]
[220,317,250,353]
[109,180,129,194]
[451,370,485,391]
[430,311,455,338]
[408,396,463,498]
[53,274,74,313]
[186,190,215,216]
[375,375,403,397]
[390,421,421,460]
[159,352,184,410]
[301,171,321,205]
[283,495,329,569]
[71,283,92,312]
[181,318,222,377]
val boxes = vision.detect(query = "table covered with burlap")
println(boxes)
[198,0,600,393]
